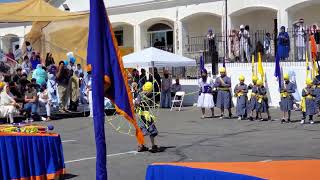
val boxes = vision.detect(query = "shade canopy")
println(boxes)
[0,0,86,22]
[122,47,196,68]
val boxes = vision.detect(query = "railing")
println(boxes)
[184,27,318,63]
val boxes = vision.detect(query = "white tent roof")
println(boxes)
[122,47,196,68]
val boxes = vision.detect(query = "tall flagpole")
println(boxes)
[224,0,228,67]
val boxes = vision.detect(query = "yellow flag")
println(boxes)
[257,52,264,81]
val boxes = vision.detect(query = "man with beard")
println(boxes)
[197,69,215,119]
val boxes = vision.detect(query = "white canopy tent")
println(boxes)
[122,47,196,68]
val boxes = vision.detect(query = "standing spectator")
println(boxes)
[23,84,38,122]
[151,68,161,103]
[47,73,58,108]
[230,29,240,62]
[207,28,216,54]
[69,70,80,111]
[132,69,139,83]
[160,70,172,108]
[0,85,20,124]
[277,26,290,60]
[76,64,83,76]
[22,56,32,74]
[295,18,306,61]
[171,78,182,97]
[30,53,41,70]
[312,25,320,58]
[45,53,55,67]
[13,45,22,62]
[139,68,147,88]
[38,86,51,121]
[24,41,33,59]
[264,33,272,62]
[6,49,14,62]
[79,73,87,104]
[239,25,251,62]
[32,64,47,86]
[56,61,71,113]
[85,67,93,117]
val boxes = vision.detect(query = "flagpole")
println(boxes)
[223,0,228,67]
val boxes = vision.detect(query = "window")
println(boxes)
[114,30,123,46]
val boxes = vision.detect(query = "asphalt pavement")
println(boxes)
[44,107,320,180]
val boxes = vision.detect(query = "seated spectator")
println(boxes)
[31,78,41,92]
[13,68,22,83]
[38,85,51,121]
[9,82,24,103]
[0,85,20,123]
[45,53,55,67]
[18,73,30,94]
[47,73,58,108]
[23,84,38,122]
[69,70,80,111]
[171,78,182,97]
[32,64,47,86]
[14,45,23,62]
[48,64,58,75]
[22,56,32,74]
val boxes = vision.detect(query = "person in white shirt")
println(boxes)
[13,45,22,62]
[197,69,215,119]
[295,18,306,61]
[239,25,251,62]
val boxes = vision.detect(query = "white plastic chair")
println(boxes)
[171,91,185,111]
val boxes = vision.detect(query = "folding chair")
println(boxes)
[170,91,185,111]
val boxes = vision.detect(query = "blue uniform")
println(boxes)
[313,76,320,107]
[280,82,295,112]
[248,84,258,112]
[234,83,248,116]
[215,76,232,109]
[257,86,268,113]
[302,87,317,116]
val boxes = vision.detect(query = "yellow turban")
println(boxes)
[283,73,289,81]
[239,75,245,81]
[142,82,153,93]
[306,78,313,86]
[252,76,258,82]
[257,79,263,86]
[219,67,226,73]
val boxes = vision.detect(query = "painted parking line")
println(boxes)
[62,140,77,143]
[65,151,138,164]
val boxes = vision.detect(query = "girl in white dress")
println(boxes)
[197,69,215,119]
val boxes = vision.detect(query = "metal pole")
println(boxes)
[224,0,227,67]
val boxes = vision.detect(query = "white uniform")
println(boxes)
[197,78,215,108]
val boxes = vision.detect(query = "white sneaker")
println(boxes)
[41,117,47,121]
[310,121,315,124]
[238,117,242,120]
[300,120,305,124]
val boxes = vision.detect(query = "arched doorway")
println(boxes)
[147,23,174,52]
[287,1,320,28]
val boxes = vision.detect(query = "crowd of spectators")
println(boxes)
[0,41,91,124]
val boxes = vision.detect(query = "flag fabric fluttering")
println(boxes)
[87,0,144,179]
[257,52,264,81]
[199,55,204,71]
[274,54,282,90]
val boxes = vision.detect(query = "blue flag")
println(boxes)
[199,56,204,71]
[88,0,144,179]
[274,54,282,90]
